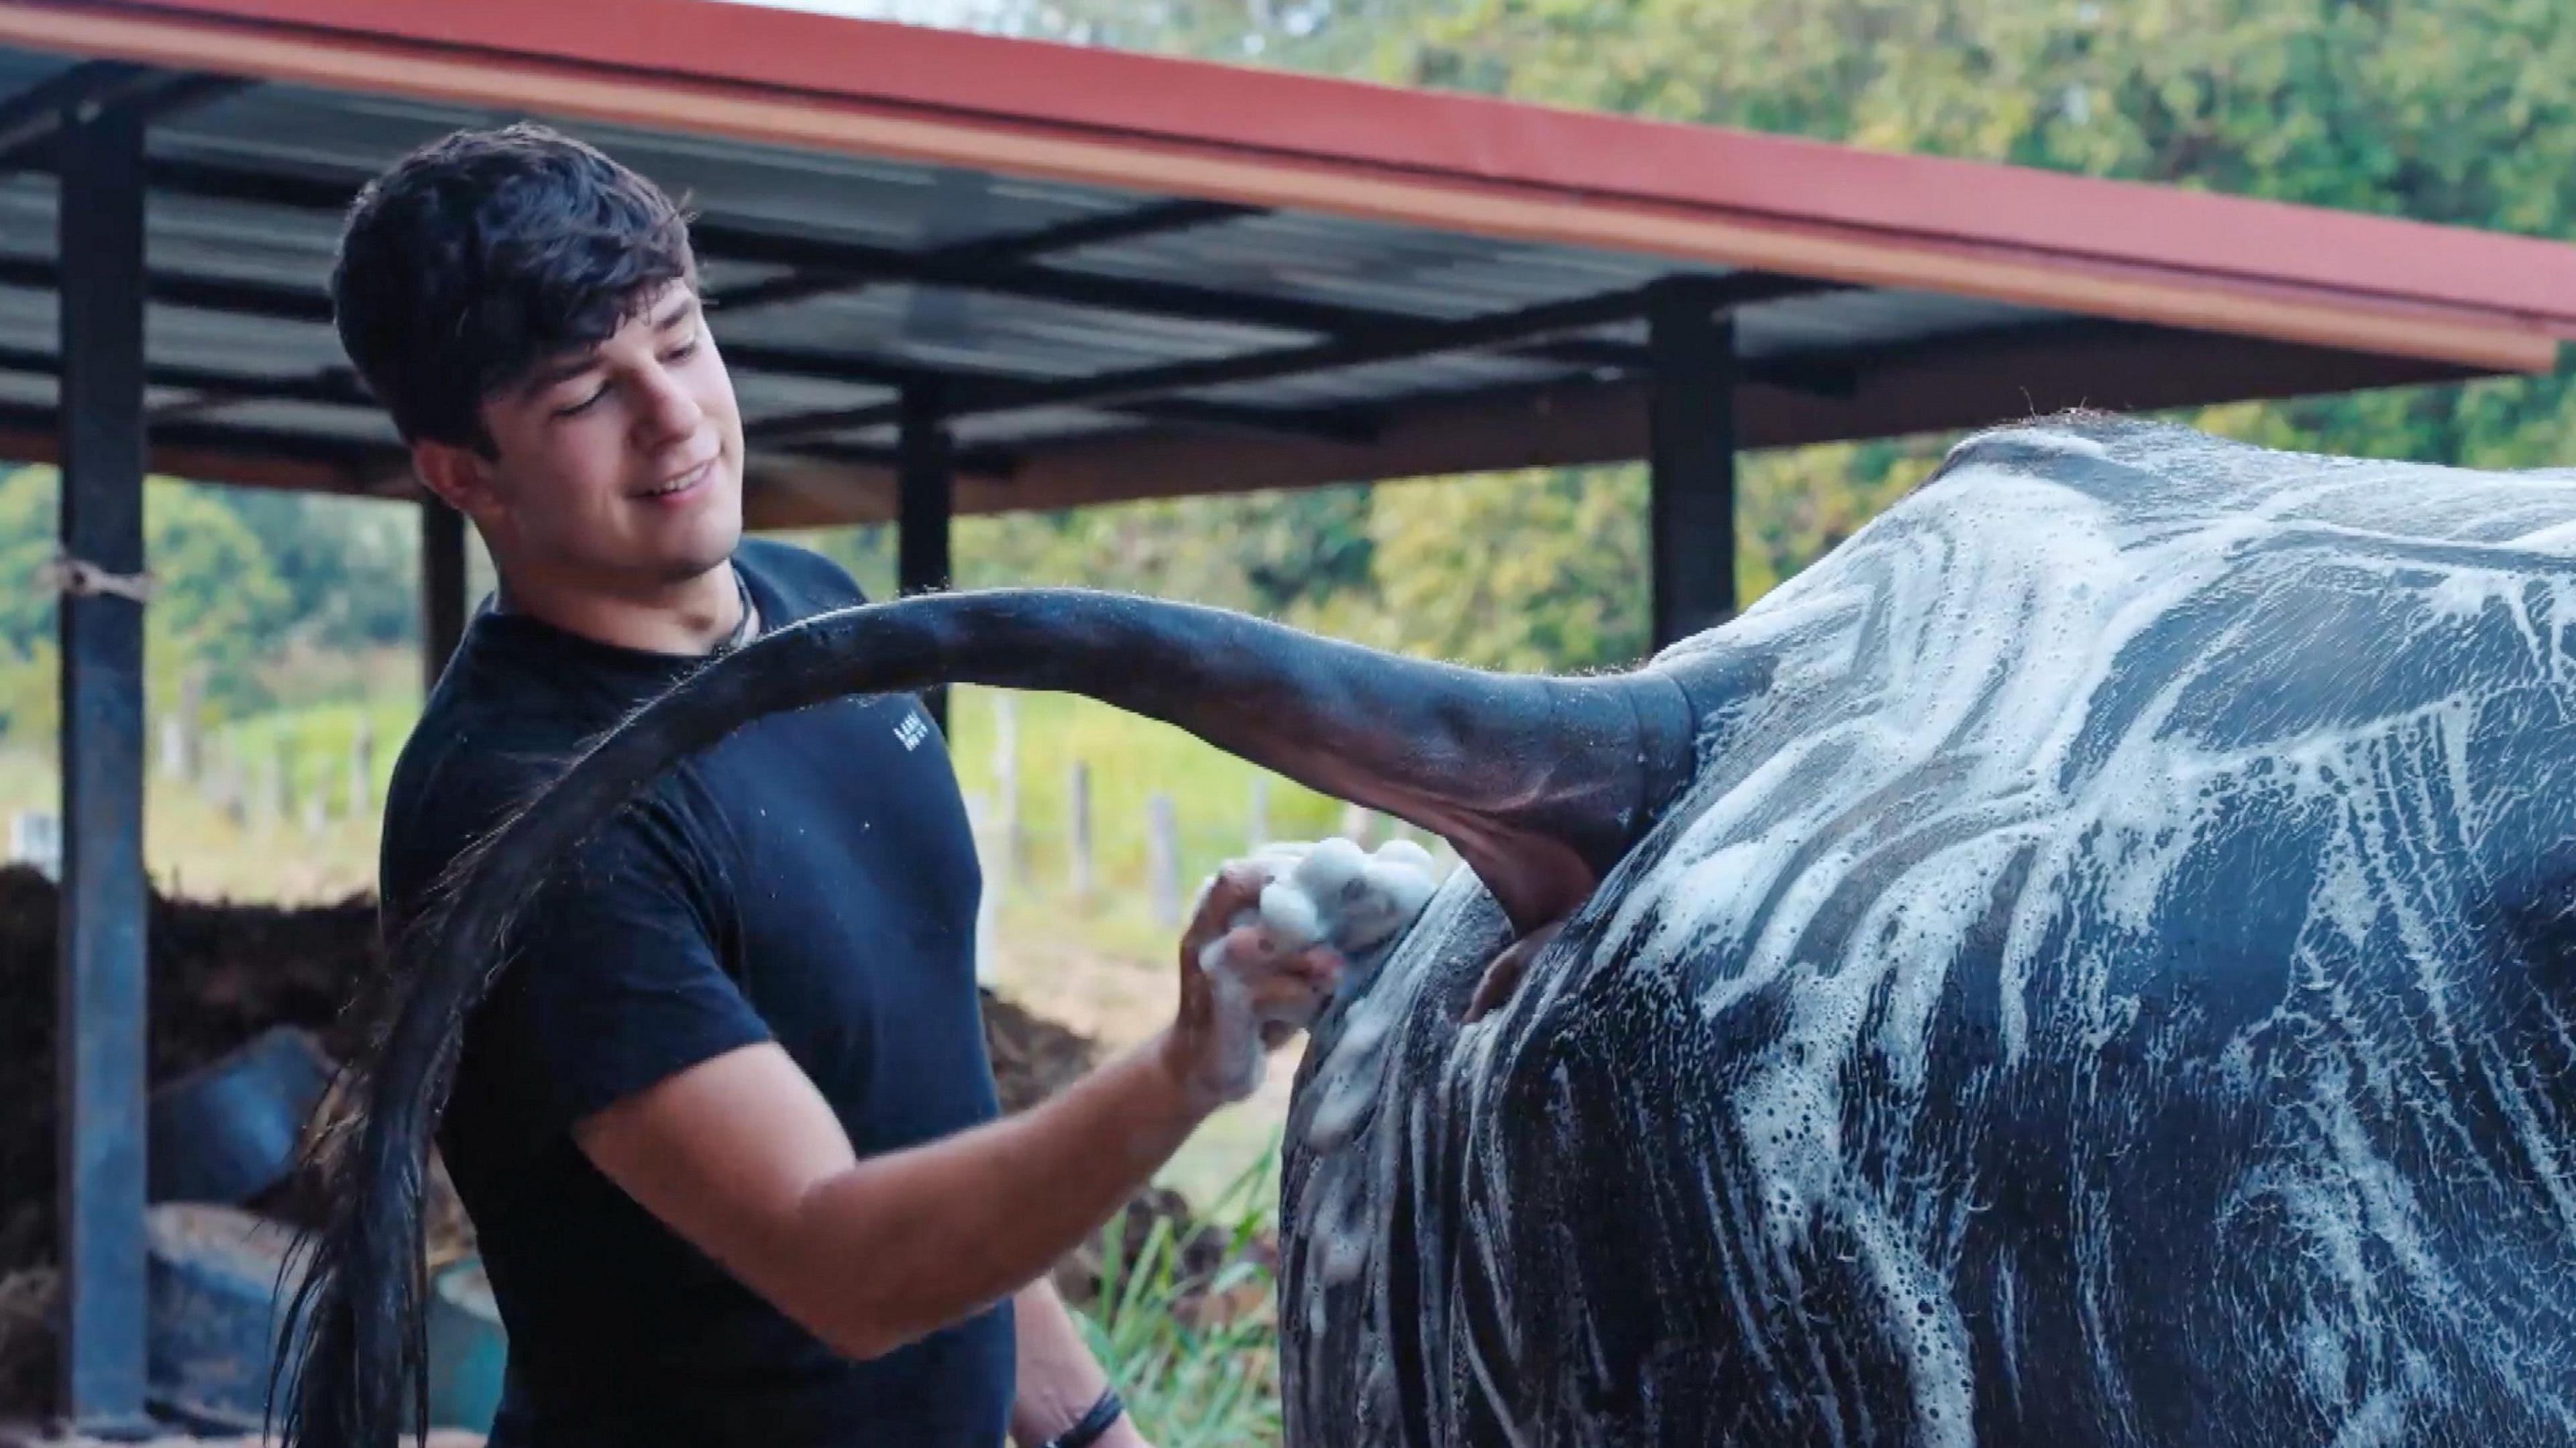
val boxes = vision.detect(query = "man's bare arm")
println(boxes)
[1008,1278,1148,1448]
[570,864,1334,1362]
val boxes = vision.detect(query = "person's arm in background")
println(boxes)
[572,860,1336,1363]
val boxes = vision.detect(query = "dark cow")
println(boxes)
[282,416,2576,1447]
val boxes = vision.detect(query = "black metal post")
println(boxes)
[54,96,153,1436]
[420,498,467,697]
[897,385,955,732]
[1648,278,1739,651]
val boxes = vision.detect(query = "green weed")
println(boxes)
[1075,1149,1287,1448]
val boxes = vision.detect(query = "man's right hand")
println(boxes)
[1161,860,1344,1109]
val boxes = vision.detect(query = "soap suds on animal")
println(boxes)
[1193,836,1439,1102]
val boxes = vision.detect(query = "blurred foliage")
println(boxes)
[0,465,294,736]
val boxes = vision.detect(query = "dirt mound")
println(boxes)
[981,985,1104,1113]
[0,866,380,1286]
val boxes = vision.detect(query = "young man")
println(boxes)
[347,124,1338,1447]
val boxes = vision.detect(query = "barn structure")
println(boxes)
[4,0,2576,1429]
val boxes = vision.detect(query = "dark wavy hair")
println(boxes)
[329,122,698,451]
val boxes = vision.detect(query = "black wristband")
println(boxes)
[1043,1387,1125,1448]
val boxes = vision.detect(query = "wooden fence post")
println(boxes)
[1068,761,1093,903]
[349,712,375,816]
[965,791,998,981]
[155,714,186,782]
[256,746,284,832]
[1339,801,1376,845]
[993,693,1023,881]
[159,668,204,783]
[205,744,245,830]
[1146,793,1180,926]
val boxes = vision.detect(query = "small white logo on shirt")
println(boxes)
[894,712,930,752]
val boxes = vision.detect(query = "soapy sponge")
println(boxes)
[1190,836,1442,1101]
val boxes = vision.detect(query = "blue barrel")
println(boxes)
[144,1202,305,1432]
[149,1025,337,1206]
[144,1203,505,1433]
[425,1256,506,1431]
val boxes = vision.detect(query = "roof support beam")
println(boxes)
[700,212,1750,375]
[0,418,394,494]
[0,153,1856,463]
[733,324,2497,531]
[749,272,1841,443]
[0,343,370,410]
[980,325,2498,519]
[0,253,336,322]
[0,64,249,170]
[136,152,358,210]
[700,214,1491,339]
[792,435,1021,479]
[0,254,1382,445]
[0,400,409,478]
[0,62,138,158]
[929,198,1259,267]
[714,197,1256,313]
[0,349,1038,479]
[119,156,1701,374]
[716,341,1379,444]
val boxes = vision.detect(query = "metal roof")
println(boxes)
[3,0,2575,525]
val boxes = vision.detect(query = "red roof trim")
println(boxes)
[73,0,2576,328]
[4,0,2571,371]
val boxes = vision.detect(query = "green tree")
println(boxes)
[961,487,1374,616]
[790,483,1376,624]
[0,638,56,744]
[1352,466,1646,670]
[0,466,294,738]
[223,489,421,649]
[1387,0,2576,472]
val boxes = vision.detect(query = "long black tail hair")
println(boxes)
[269,586,1701,1447]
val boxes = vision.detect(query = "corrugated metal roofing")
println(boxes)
[1,0,2571,522]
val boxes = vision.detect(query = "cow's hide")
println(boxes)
[1279,416,2576,1447]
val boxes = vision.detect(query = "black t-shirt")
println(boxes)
[378,539,1012,1447]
